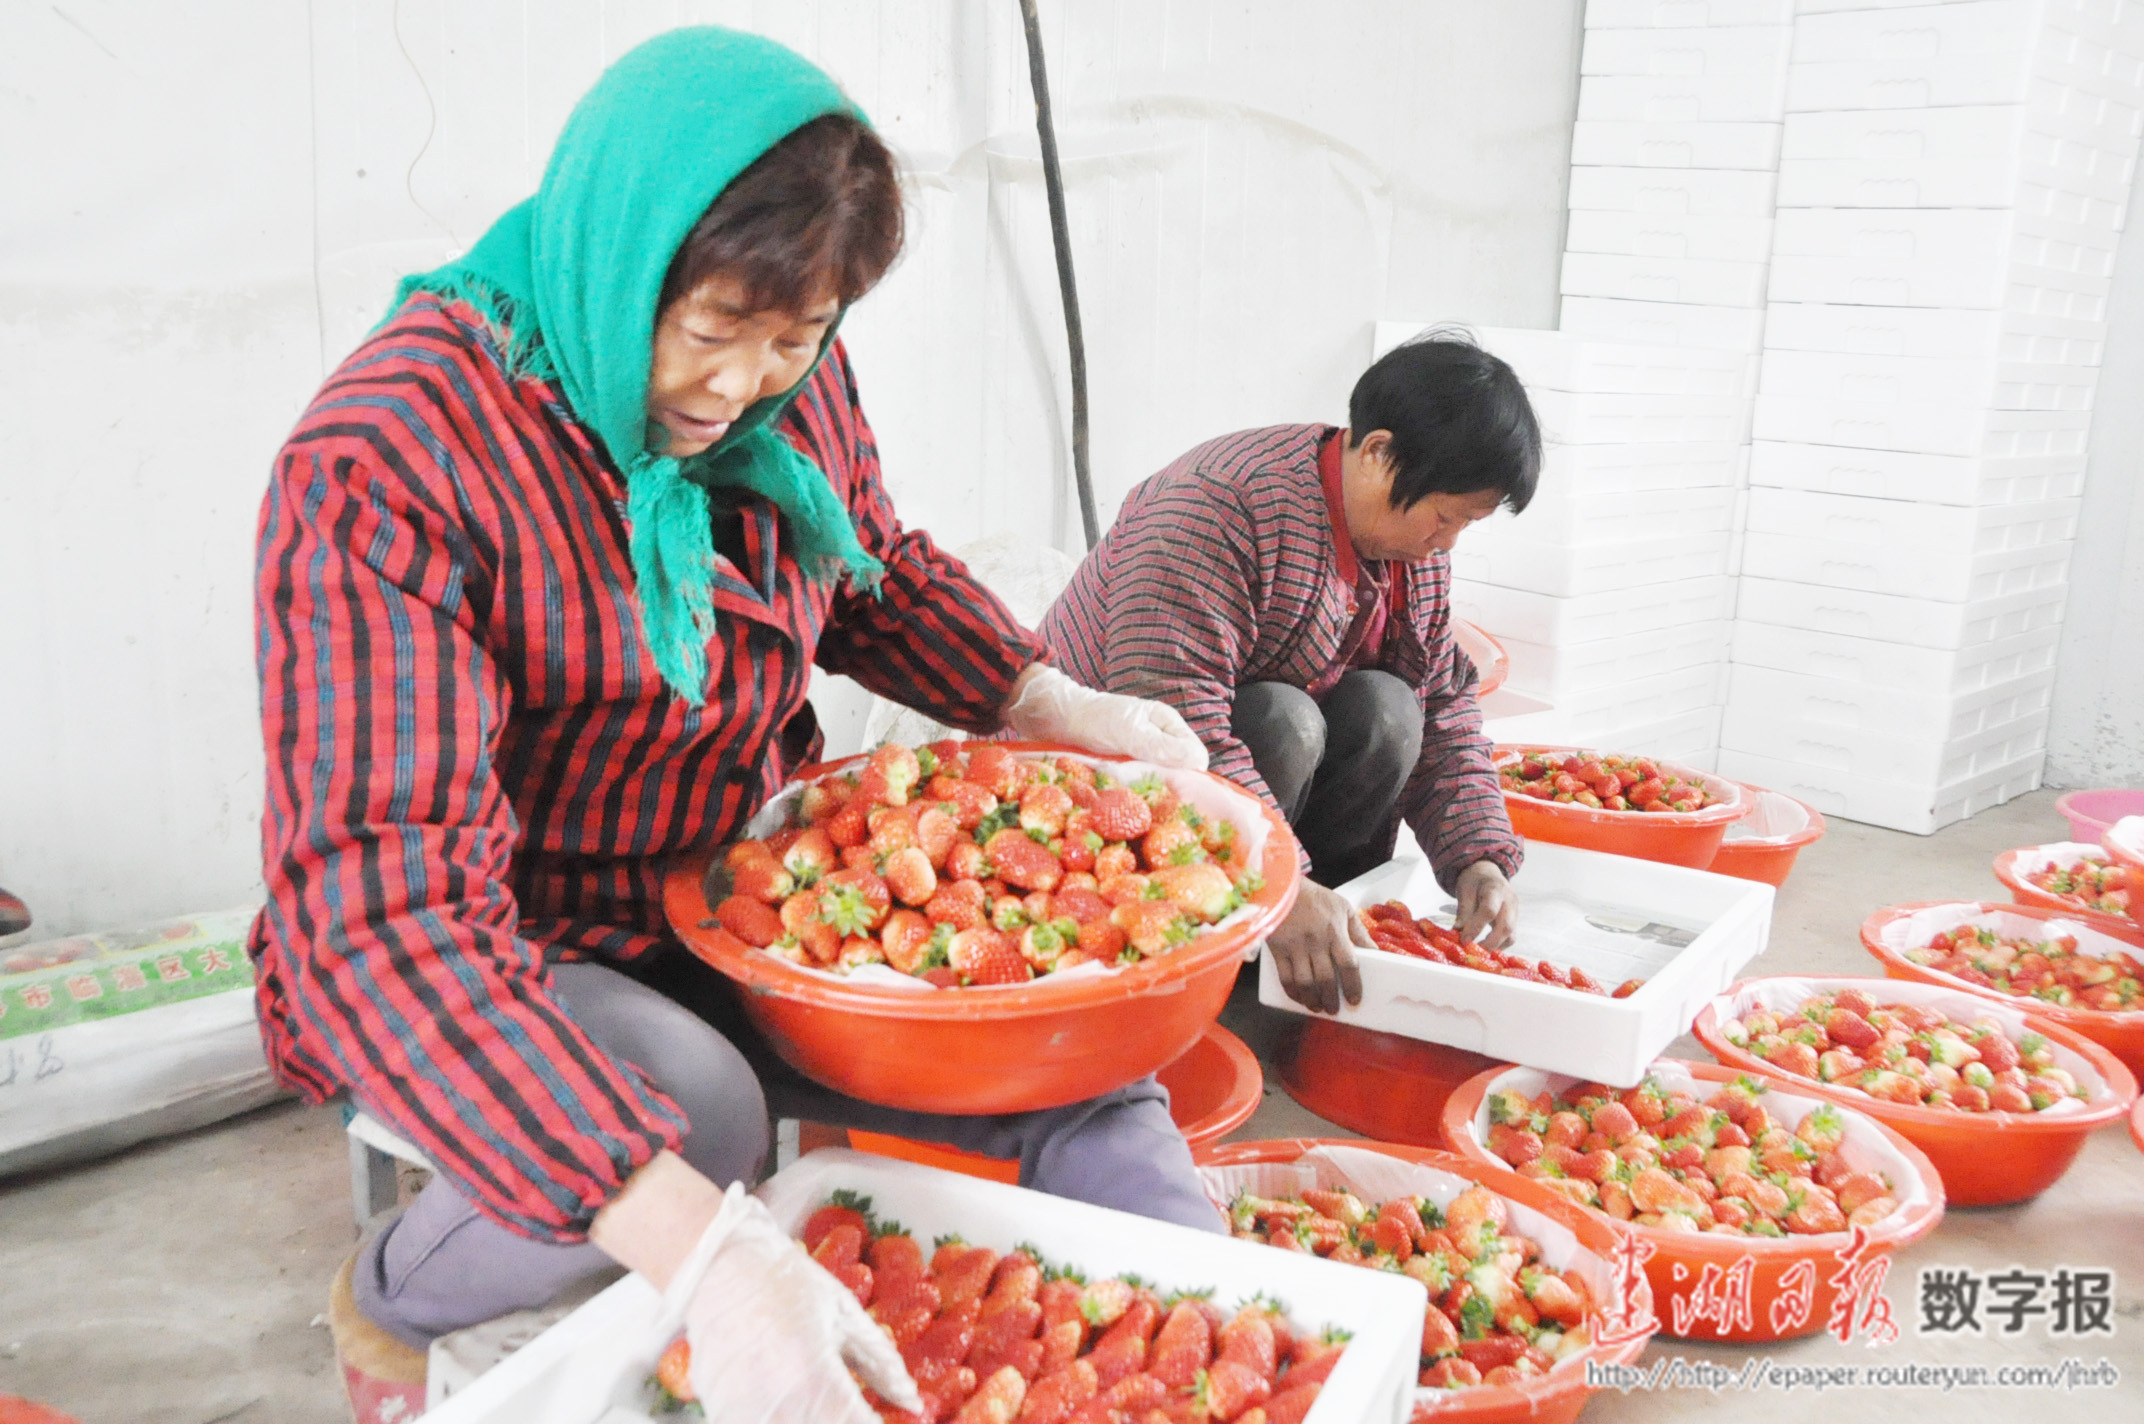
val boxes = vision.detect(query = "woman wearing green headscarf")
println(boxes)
[249,27,1214,1420]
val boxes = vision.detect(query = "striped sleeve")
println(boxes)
[799,347,1044,732]
[1397,559,1523,891]
[253,432,686,1241]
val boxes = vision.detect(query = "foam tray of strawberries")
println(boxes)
[709,743,1274,990]
[755,1150,1430,1423]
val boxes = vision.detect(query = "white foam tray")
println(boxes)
[1583,25,1795,78]
[1502,620,1733,700]
[1260,841,1773,1088]
[1526,386,1753,445]
[1748,441,2087,506]
[1561,250,1773,308]
[1586,0,1798,26]
[1722,695,2051,786]
[1735,573,2069,651]
[1788,0,2144,112]
[1751,394,2092,458]
[1571,118,1784,170]
[1454,529,1735,599]
[1567,163,1780,216]
[1777,106,2140,210]
[423,1151,1428,1424]
[1567,207,1779,263]
[1768,209,2118,311]
[1723,660,2056,748]
[1759,344,2100,412]
[1746,489,2081,559]
[1717,745,2045,835]
[1558,295,1771,351]
[1729,619,2062,696]
[1467,482,1737,550]
[1371,323,1753,398]
[1579,70,1793,125]
[1454,574,1736,646]
[1740,525,2074,602]
[1531,440,1745,492]
[1761,301,2106,369]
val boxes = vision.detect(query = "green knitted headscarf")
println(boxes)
[391,26,885,705]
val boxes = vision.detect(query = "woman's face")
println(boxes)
[646,273,840,458]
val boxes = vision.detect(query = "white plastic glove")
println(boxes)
[1002,665,1210,771]
[679,1184,920,1423]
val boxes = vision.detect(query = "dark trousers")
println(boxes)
[1230,670,1422,890]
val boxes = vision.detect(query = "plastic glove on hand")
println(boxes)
[683,1186,920,1423]
[1002,666,1209,771]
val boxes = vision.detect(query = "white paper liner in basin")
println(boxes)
[1719,790,1815,846]
[1198,1144,1615,1412]
[1466,1062,1939,1230]
[738,751,1275,990]
[1876,903,2141,969]
[2104,815,2144,865]
[1711,977,2115,1119]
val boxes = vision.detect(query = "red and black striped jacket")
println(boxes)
[1040,424,1519,889]
[250,295,1041,1238]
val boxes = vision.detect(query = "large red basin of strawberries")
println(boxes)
[667,742,1301,1115]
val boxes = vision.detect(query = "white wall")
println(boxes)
[2047,160,2144,789]
[0,0,1582,935]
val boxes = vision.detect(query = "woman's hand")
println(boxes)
[1266,879,1368,1015]
[1454,860,1518,952]
[1001,665,1209,770]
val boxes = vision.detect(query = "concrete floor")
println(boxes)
[3,788,2138,1422]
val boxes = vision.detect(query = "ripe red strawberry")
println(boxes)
[1085,787,1154,842]
[1216,1306,1279,1385]
[1151,862,1238,924]
[946,839,990,882]
[983,828,1063,893]
[952,1364,1027,1422]
[1112,900,1194,958]
[1197,1359,1272,1419]
[801,1195,871,1252]
[870,1230,928,1286]
[1020,1359,1098,1424]
[865,743,922,802]
[867,805,918,856]
[883,846,938,907]
[1070,918,1127,961]
[1247,1382,1323,1424]
[951,928,1032,985]
[1088,1373,1168,1418]
[778,891,840,962]
[934,1243,1002,1309]
[1020,783,1075,839]
[729,854,795,904]
[818,868,892,933]
[1365,1205,1416,1264]
[987,1252,1043,1308]
[831,1259,873,1306]
[827,796,871,849]
[925,878,989,930]
[1049,886,1111,924]
[914,804,961,867]
[1093,842,1139,880]
[935,779,998,831]
[881,909,938,974]
[905,1305,981,1380]
[655,1337,695,1402]
[715,895,784,948]
[811,1221,864,1270]
[1141,818,1204,868]
[1038,1316,1085,1372]
[967,745,1022,799]
[1098,872,1152,907]
[1148,1300,1213,1388]
[915,1366,978,1419]
[799,778,847,824]
[968,1299,1043,1368]
[781,828,836,885]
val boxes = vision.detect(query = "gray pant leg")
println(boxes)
[351,962,772,1347]
[760,1071,1224,1235]
[1230,681,1326,822]
[1293,669,1423,886]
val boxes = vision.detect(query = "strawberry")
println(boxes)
[1093,843,1140,883]
[1150,862,1239,924]
[967,745,1022,799]
[1215,1306,1279,1384]
[984,828,1063,893]
[950,928,1031,985]
[799,778,847,825]
[1246,1382,1323,1424]
[1078,1278,1136,1328]
[1098,872,1152,907]
[881,909,939,974]
[1020,784,1075,839]
[913,804,961,868]
[801,1193,872,1251]
[926,878,989,930]
[715,895,785,948]
[1087,788,1155,842]
[968,1299,1043,1369]
[779,891,840,962]
[827,796,871,849]
[1051,886,1111,924]
[950,1364,1026,1423]
[1020,1360,1099,1424]
[1148,1300,1214,1388]
[1018,919,1077,971]
[1795,1103,1845,1153]
[729,854,795,905]
[1082,1331,1148,1390]
[1141,818,1205,868]
[933,779,999,831]
[818,868,892,933]
[1112,900,1193,959]
[1084,1373,1168,1419]
[1196,1360,1272,1420]
[1782,1184,1847,1235]
[656,1337,696,1402]
[781,828,836,886]
[884,846,939,907]
[867,804,918,856]
[839,844,879,873]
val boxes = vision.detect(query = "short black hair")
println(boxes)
[1347,328,1540,514]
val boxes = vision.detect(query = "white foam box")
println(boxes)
[1721,687,2053,786]
[1535,439,1746,492]
[1723,658,2055,744]
[1469,482,1737,548]
[1453,528,1734,598]
[1561,249,1772,307]
[1752,392,2093,456]
[1748,441,2086,505]
[1766,207,2118,310]
[1374,323,1755,397]
[1502,620,1733,699]
[1566,207,1778,262]
[1760,344,2099,412]
[1735,572,2069,648]
[1587,0,1798,25]
[1567,163,1780,215]
[1716,744,2045,834]
[1579,70,1793,124]
[1526,385,1752,444]
[1762,300,2105,368]
[1741,498,2077,602]
[1730,618,2062,693]
[1746,487,2080,553]
[1787,0,2144,113]
[1582,25,1795,77]
[1455,574,1735,645]
[1533,660,1729,736]
[1570,118,1785,169]
[1777,105,2141,210]
[424,1151,1428,1424]
[1261,841,1773,1087]
[1557,294,1771,351]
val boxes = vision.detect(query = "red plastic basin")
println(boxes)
[1705,786,1826,887]
[1692,975,2136,1206]
[1195,1137,1649,1424]
[1991,841,2137,941]
[1455,619,1510,699]
[1860,900,2144,1078]
[1279,1018,1502,1146]
[1496,745,1751,869]
[1441,1059,1945,1344]
[850,1021,1265,1182]
[667,743,1302,1115]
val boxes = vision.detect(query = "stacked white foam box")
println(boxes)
[1437,326,1747,767]
[1718,0,2142,832]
